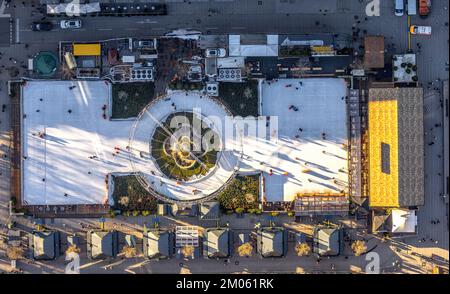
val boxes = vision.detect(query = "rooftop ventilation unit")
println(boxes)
[206,82,219,96]
[130,67,154,81]
[217,68,242,82]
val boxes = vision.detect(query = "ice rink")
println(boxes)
[241,78,349,202]
[21,81,240,205]
[21,79,348,205]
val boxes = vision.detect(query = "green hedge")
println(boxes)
[111,82,155,119]
[150,112,218,181]
[217,175,260,211]
[218,80,259,117]
[111,174,157,212]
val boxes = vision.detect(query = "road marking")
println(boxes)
[15,18,19,43]
[407,15,411,51]
[136,20,159,24]
[97,28,113,31]
[9,17,13,44]
[205,27,219,30]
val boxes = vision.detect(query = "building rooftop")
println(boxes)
[257,227,286,257]
[203,228,231,258]
[313,227,342,256]
[30,231,59,260]
[364,36,385,69]
[88,230,118,259]
[368,87,424,208]
[199,201,220,220]
[144,229,173,259]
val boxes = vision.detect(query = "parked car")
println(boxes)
[419,0,431,17]
[410,25,432,35]
[133,39,156,49]
[205,48,226,58]
[31,22,53,31]
[394,0,405,16]
[407,0,417,15]
[60,20,82,29]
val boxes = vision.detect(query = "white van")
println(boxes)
[395,0,405,16]
[407,0,417,15]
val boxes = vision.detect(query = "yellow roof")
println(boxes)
[73,43,101,56]
[368,97,399,208]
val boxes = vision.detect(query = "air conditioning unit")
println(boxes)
[206,82,219,96]
[130,67,154,81]
[217,68,242,82]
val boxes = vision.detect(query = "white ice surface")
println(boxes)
[240,78,349,202]
[22,81,239,205]
[22,79,348,205]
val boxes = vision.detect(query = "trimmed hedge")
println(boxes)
[218,80,259,117]
[111,174,157,212]
[217,175,260,211]
[150,112,218,181]
[111,82,155,119]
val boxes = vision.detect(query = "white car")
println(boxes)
[60,20,82,29]
[205,48,226,58]
[395,0,405,16]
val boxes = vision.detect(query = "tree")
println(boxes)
[121,246,137,258]
[295,243,311,256]
[6,246,24,260]
[60,64,75,80]
[351,240,367,256]
[236,242,253,257]
[65,245,80,254]
[181,245,195,258]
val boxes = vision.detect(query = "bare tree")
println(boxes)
[60,64,75,80]
[295,243,311,256]
[6,246,24,260]
[236,242,253,257]
[65,245,80,254]
[121,246,137,258]
[351,240,367,256]
[181,245,195,258]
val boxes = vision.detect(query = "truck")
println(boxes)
[419,0,431,17]
[410,25,432,35]
[407,0,417,15]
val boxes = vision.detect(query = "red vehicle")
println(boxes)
[419,0,431,17]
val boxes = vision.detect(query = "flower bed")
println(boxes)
[217,174,260,212]
[111,82,155,119]
[218,80,259,117]
[111,174,157,213]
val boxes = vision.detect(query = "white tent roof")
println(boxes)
[217,57,245,69]
[229,35,279,57]
[46,2,100,15]
[391,209,417,233]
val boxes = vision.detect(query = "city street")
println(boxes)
[0,0,448,274]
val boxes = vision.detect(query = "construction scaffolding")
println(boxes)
[294,194,349,217]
